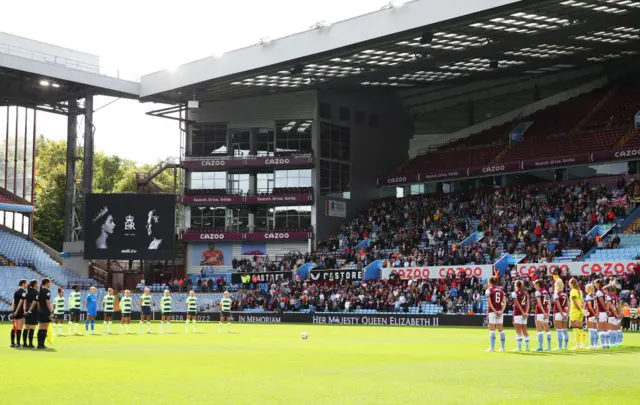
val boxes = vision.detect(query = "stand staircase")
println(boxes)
[624,216,640,234]
[136,158,179,192]
[569,83,619,136]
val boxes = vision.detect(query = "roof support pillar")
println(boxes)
[63,98,78,243]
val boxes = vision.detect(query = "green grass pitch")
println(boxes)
[2,323,639,404]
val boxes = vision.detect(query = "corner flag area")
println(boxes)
[2,323,639,404]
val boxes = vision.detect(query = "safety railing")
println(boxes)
[0,42,139,82]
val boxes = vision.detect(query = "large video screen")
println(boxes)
[84,193,176,260]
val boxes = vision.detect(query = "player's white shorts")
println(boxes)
[488,312,504,324]
[554,313,566,322]
[598,312,608,322]
[536,314,549,322]
[587,316,597,323]
[608,317,617,325]
[513,315,527,325]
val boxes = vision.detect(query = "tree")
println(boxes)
[33,136,67,250]
[93,153,136,193]
[32,136,178,250]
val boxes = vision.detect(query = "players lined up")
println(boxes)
[10,281,234,345]
[485,276,624,352]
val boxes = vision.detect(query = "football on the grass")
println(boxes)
[301,332,308,339]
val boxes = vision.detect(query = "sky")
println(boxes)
[0,0,386,164]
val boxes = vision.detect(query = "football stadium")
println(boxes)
[2,0,640,403]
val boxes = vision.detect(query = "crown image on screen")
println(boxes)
[92,206,109,223]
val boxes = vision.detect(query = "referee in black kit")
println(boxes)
[10,279,28,347]
[24,279,40,348]
[36,278,53,349]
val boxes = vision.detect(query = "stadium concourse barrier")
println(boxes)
[179,259,638,286]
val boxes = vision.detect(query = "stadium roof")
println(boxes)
[0,32,139,115]
[139,0,640,105]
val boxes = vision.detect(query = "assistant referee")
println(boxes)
[10,279,28,348]
[24,279,39,348]
[37,278,53,349]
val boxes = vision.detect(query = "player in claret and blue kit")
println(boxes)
[511,280,530,351]
[606,283,621,348]
[534,280,552,351]
[552,278,570,350]
[485,276,506,352]
[584,283,599,349]
[594,279,609,348]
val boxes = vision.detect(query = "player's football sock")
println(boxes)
[563,329,569,348]
[192,320,196,332]
[572,329,579,346]
[618,330,623,345]
[167,322,171,333]
[85,320,89,331]
[227,323,232,332]
[160,321,164,334]
[38,329,47,348]
[516,334,522,350]
[524,336,530,350]
[10,329,15,345]
[109,321,113,333]
[16,330,21,346]
[489,331,496,351]
[147,321,151,332]
[91,320,95,332]
[537,332,543,349]
[139,321,143,333]
[74,323,78,334]
[28,329,35,346]
[499,331,505,350]
[68,322,72,334]
[556,330,563,348]
[23,329,28,346]
[546,332,552,350]
[185,320,189,333]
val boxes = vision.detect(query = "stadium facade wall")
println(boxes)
[187,90,316,127]
[314,89,412,241]
[62,241,90,277]
[0,31,100,70]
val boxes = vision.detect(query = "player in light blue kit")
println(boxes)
[85,286,98,334]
